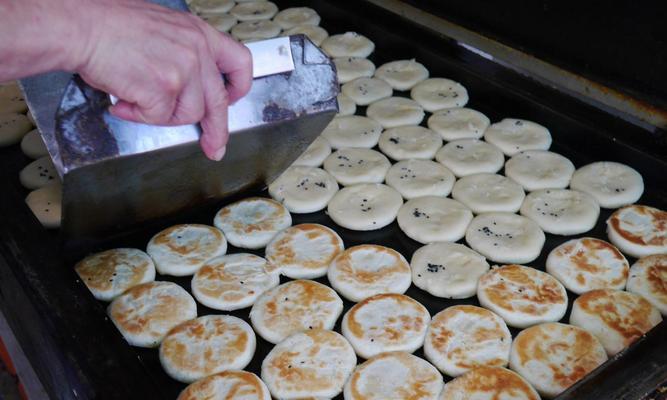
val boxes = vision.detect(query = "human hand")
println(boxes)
[73,0,252,160]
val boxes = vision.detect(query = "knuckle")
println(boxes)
[157,66,184,94]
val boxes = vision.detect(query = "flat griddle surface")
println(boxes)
[1,1,666,399]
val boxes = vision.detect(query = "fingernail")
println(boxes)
[213,146,226,161]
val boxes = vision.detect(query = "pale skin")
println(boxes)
[0,0,253,161]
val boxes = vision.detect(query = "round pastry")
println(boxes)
[519,189,600,235]
[328,244,411,302]
[261,329,356,399]
[191,253,280,311]
[435,139,505,177]
[214,197,291,250]
[484,118,551,156]
[411,242,488,298]
[425,306,511,377]
[321,32,375,58]
[75,248,156,301]
[108,281,197,348]
[249,280,343,344]
[452,173,525,214]
[231,20,281,41]
[200,13,237,32]
[188,0,235,14]
[268,166,338,213]
[337,93,357,116]
[570,289,662,356]
[159,315,256,383]
[291,136,331,167]
[147,224,227,276]
[341,77,393,106]
[366,97,425,128]
[477,264,568,328]
[344,352,443,400]
[427,108,490,141]
[626,254,667,316]
[25,184,62,229]
[321,116,383,149]
[504,150,575,191]
[509,323,607,398]
[327,183,403,231]
[342,293,430,359]
[377,126,443,161]
[465,213,545,264]
[230,1,278,21]
[323,148,391,186]
[0,113,33,146]
[333,57,376,84]
[607,205,667,258]
[283,25,329,46]
[385,159,455,199]
[20,129,49,159]
[273,7,320,29]
[410,77,469,111]
[397,197,473,244]
[546,237,629,294]
[570,161,644,208]
[19,156,59,190]
[265,223,344,279]
[374,59,429,91]
[177,370,270,400]
[440,366,539,400]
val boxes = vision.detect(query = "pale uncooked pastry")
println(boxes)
[20,129,48,159]
[261,330,356,399]
[0,113,32,146]
[250,280,343,344]
[25,184,61,229]
[484,118,552,156]
[230,1,278,21]
[520,189,600,235]
[147,224,227,276]
[425,306,511,377]
[327,183,403,231]
[440,367,539,400]
[378,126,442,161]
[385,159,455,199]
[397,197,472,244]
[337,93,357,116]
[283,25,329,46]
[200,13,237,32]
[342,294,430,358]
[321,32,375,58]
[231,20,281,40]
[626,254,667,316]
[410,78,469,111]
[160,315,255,383]
[75,248,156,302]
[328,244,411,302]
[268,166,338,213]
[477,264,568,329]
[570,289,662,356]
[189,0,234,14]
[108,281,197,348]
[509,323,607,398]
[0,81,27,114]
[323,148,390,186]
[452,173,525,214]
[607,205,667,258]
[273,7,320,29]
[435,139,504,177]
[466,213,545,264]
[427,108,489,141]
[320,116,382,149]
[366,97,425,128]
[292,136,331,167]
[546,238,629,295]
[570,161,644,208]
[177,370,271,400]
[333,57,375,84]
[214,197,292,249]
[341,77,392,106]
[266,223,344,279]
[191,253,280,311]
[374,59,429,91]
[411,242,488,298]
[345,352,443,400]
[505,150,575,191]
[19,156,59,190]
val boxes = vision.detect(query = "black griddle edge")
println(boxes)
[1,0,666,399]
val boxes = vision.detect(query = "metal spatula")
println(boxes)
[21,34,338,237]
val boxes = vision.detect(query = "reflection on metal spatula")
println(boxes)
[42,35,338,238]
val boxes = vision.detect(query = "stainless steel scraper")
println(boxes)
[21,33,338,237]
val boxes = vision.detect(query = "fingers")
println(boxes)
[198,50,230,161]
[202,26,253,103]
